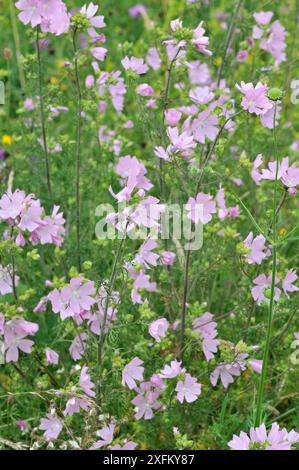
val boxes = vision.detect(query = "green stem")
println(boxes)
[255,103,278,426]
[97,234,126,398]
[36,28,52,197]
[9,0,25,91]
[73,29,82,272]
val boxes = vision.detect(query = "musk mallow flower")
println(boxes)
[228,422,299,450]
[167,127,196,154]
[134,239,159,268]
[122,357,144,389]
[148,318,169,343]
[64,397,90,416]
[159,360,185,379]
[253,11,273,25]
[164,108,182,126]
[210,360,245,389]
[146,47,161,70]
[243,232,270,265]
[282,269,299,296]
[80,2,105,37]
[45,348,59,365]
[90,424,115,449]
[251,274,281,305]
[236,82,273,115]
[80,365,96,398]
[251,153,263,185]
[261,156,289,181]
[186,192,216,225]
[121,56,149,75]
[193,312,219,361]
[175,373,202,403]
[16,0,70,35]
[69,333,88,361]
[131,387,162,420]
[39,413,63,441]
[136,83,154,96]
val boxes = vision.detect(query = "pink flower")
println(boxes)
[128,4,147,18]
[16,0,43,27]
[91,47,108,61]
[167,127,196,154]
[193,312,219,361]
[45,348,59,365]
[160,251,176,266]
[0,264,19,296]
[243,232,270,265]
[63,397,89,416]
[122,357,144,389]
[228,423,299,450]
[189,86,214,105]
[136,83,154,96]
[16,0,70,35]
[282,269,299,296]
[282,166,299,190]
[210,361,244,389]
[251,274,281,305]
[261,156,289,181]
[69,333,88,361]
[237,50,249,62]
[251,153,263,185]
[0,189,26,220]
[49,277,96,319]
[228,431,250,450]
[146,47,161,70]
[80,2,105,38]
[192,21,212,56]
[91,423,115,449]
[164,108,182,126]
[249,359,263,374]
[175,373,202,403]
[186,192,216,225]
[260,102,281,128]
[260,20,286,66]
[192,110,219,144]
[149,318,169,343]
[154,146,170,161]
[109,440,137,450]
[121,56,149,75]
[3,317,38,363]
[236,82,273,115]
[253,11,273,25]
[80,365,96,398]
[159,360,185,379]
[134,239,159,268]
[131,384,162,420]
[39,413,63,441]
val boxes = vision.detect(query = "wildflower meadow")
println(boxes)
[1,0,299,454]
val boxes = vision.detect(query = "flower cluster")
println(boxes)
[0,189,65,247]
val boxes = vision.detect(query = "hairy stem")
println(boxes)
[255,104,278,426]
[97,235,126,398]
[36,28,52,198]
[217,0,243,86]
[72,29,82,272]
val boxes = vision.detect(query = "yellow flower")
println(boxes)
[279,228,286,236]
[50,76,59,85]
[2,135,12,145]
[215,57,222,66]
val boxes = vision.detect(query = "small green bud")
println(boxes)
[267,88,283,101]
[83,260,93,270]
